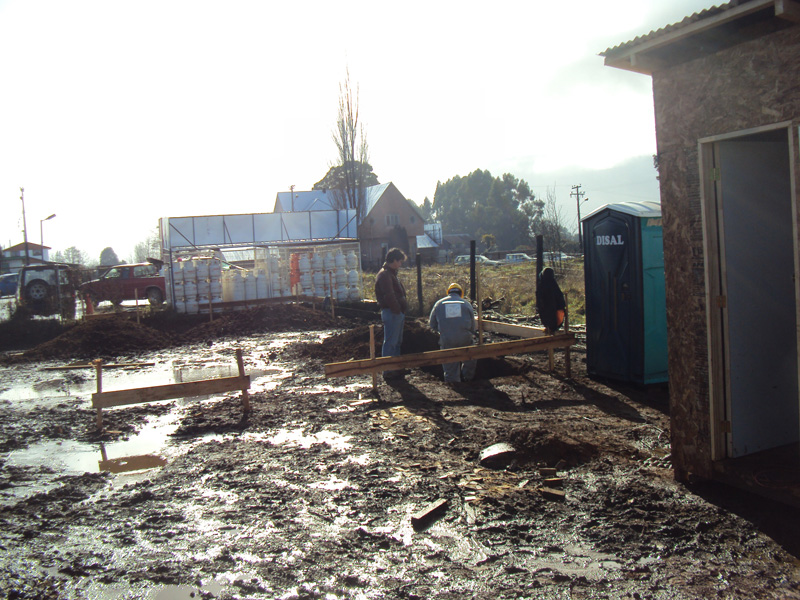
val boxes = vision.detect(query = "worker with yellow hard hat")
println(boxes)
[429,282,477,382]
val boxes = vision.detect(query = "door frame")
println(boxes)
[698,121,799,460]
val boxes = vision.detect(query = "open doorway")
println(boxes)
[702,124,799,462]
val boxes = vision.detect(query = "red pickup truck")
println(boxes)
[80,262,166,307]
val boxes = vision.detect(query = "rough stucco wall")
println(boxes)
[652,25,800,480]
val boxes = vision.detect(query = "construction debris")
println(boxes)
[411,498,449,530]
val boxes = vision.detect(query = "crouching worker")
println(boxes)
[429,283,477,383]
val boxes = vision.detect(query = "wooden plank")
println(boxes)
[478,319,546,339]
[324,334,575,378]
[92,375,250,409]
[44,362,155,371]
[540,487,566,501]
[411,498,449,528]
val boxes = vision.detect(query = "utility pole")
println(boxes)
[571,184,587,250]
[289,184,295,211]
[20,187,30,266]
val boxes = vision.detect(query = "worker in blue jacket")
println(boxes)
[429,282,477,382]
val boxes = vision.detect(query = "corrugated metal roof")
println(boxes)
[416,234,439,249]
[601,1,736,55]
[363,182,391,216]
[274,189,336,212]
[582,201,662,221]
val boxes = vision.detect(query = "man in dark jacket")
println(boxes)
[374,248,408,379]
[535,267,566,332]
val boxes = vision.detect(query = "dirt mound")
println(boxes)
[296,318,440,363]
[177,304,340,344]
[509,425,600,467]
[4,304,357,362]
[21,317,173,360]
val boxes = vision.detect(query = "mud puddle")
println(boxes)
[1,319,799,599]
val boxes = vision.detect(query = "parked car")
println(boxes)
[454,255,502,267]
[15,263,79,318]
[0,272,19,297]
[505,253,534,263]
[543,251,572,263]
[80,261,166,306]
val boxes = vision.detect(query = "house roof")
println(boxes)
[3,242,49,252]
[274,182,426,223]
[602,0,798,74]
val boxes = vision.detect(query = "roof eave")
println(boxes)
[603,0,800,75]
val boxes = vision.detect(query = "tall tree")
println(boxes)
[61,246,86,266]
[328,68,371,221]
[313,162,379,192]
[432,169,540,250]
[420,197,434,221]
[130,227,162,263]
[539,187,569,257]
[99,247,120,266]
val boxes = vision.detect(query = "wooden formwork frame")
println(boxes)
[324,332,575,379]
[91,348,251,429]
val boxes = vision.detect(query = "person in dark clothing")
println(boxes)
[536,267,566,332]
[374,248,408,379]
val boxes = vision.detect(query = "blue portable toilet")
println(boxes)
[582,201,668,384]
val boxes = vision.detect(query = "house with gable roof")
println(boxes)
[603,0,800,506]
[274,182,426,268]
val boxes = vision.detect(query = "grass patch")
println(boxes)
[362,260,586,324]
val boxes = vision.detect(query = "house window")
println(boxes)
[410,215,416,224]
[386,214,399,227]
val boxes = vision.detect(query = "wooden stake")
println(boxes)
[476,266,484,345]
[564,292,571,379]
[94,359,104,429]
[236,348,250,412]
[134,289,140,324]
[328,272,335,318]
[369,324,377,390]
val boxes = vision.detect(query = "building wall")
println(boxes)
[358,184,424,267]
[651,25,800,479]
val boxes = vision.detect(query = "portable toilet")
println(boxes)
[582,201,668,384]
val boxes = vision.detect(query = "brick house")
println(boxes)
[603,0,800,506]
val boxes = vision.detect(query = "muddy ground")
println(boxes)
[0,304,798,599]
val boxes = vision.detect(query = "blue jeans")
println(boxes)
[381,309,405,359]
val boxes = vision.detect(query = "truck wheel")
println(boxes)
[26,280,50,302]
[147,288,164,305]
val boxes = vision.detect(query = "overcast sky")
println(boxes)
[0,0,719,261]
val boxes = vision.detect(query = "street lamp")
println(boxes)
[40,214,56,262]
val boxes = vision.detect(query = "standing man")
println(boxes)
[375,248,408,380]
[429,282,477,383]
